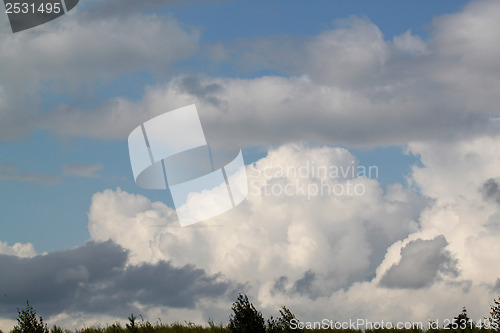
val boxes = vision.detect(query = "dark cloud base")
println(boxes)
[0,241,238,319]
[379,235,459,289]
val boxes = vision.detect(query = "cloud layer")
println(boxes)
[0,1,499,146]
[1,0,494,148]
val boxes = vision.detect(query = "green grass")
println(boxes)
[72,322,229,333]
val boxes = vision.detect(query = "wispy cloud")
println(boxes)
[62,163,103,178]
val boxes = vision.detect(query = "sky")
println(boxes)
[1,0,500,330]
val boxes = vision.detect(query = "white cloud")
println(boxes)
[0,241,38,257]
[88,188,177,264]
[404,136,500,286]
[303,17,390,87]
[392,30,428,55]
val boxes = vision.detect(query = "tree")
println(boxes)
[12,301,49,333]
[446,307,473,331]
[267,306,302,332]
[228,294,266,333]
[126,314,138,333]
[489,297,500,331]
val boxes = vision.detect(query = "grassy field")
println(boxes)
[3,318,499,333]
[68,325,498,333]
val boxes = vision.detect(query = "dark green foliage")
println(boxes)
[207,319,226,333]
[489,297,500,331]
[50,326,71,333]
[267,306,301,332]
[12,301,49,333]
[126,315,138,333]
[366,329,424,333]
[50,326,64,333]
[228,294,265,333]
[105,323,122,333]
[447,307,473,331]
[75,320,229,333]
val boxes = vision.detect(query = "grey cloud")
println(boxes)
[271,270,316,298]
[379,235,459,289]
[0,241,238,319]
[178,76,224,107]
[0,4,200,143]
[481,179,500,204]
[272,276,287,295]
[4,1,500,147]
[224,17,389,88]
[62,163,103,178]
[293,270,315,295]
[492,278,500,293]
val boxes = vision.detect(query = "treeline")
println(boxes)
[3,294,500,333]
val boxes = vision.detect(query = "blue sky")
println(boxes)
[2,0,500,330]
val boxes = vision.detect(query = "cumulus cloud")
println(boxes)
[0,240,237,320]
[87,144,427,316]
[392,30,428,55]
[404,136,500,286]
[0,241,38,257]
